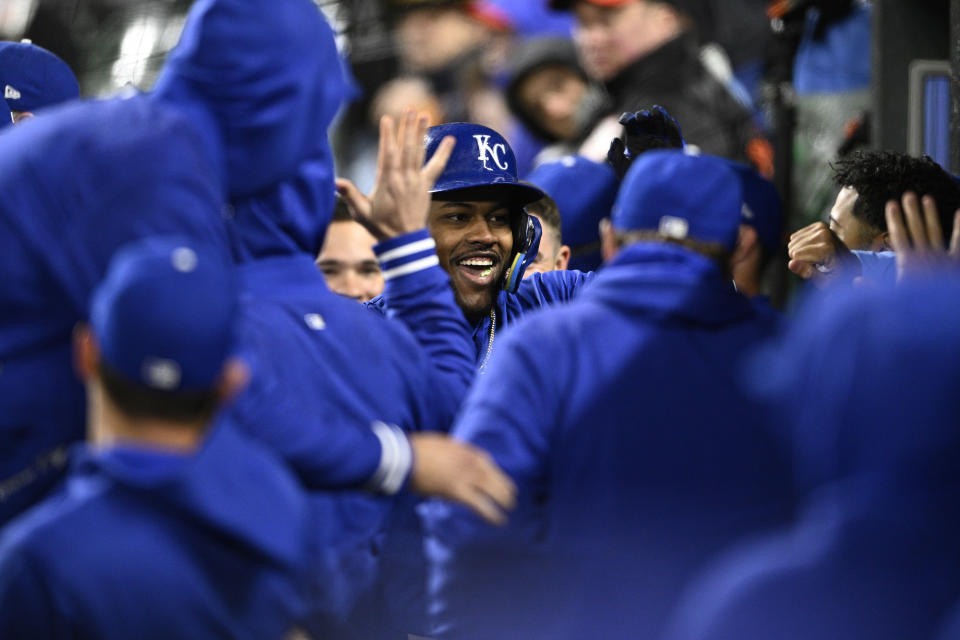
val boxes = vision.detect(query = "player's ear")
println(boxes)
[72,324,99,382]
[600,218,618,262]
[731,225,758,268]
[556,245,571,270]
[12,111,34,124]
[216,357,250,406]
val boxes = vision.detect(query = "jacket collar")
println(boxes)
[73,422,308,567]
[582,242,750,326]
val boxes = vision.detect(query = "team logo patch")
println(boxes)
[473,134,509,172]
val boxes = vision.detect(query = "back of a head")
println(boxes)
[152,0,350,199]
[90,237,238,420]
[0,40,79,121]
[833,150,960,239]
[723,159,783,264]
[612,149,742,254]
[526,154,618,271]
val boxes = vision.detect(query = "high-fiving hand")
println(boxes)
[336,109,456,241]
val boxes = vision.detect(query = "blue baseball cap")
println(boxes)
[723,159,783,252]
[90,237,238,392]
[526,155,618,271]
[426,122,544,206]
[0,40,79,113]
[612,150,743,251]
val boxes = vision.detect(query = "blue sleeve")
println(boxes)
[851,250,896,286]
[420,316,565,638]
[226,337,412,495]
[514,268,596,310]
[0,544,61,639]
[373,230,476,431]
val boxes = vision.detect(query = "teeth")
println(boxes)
[460,258,493,267]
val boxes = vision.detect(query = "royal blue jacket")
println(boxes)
[0,95,227,526]
[660,277,960,640]
[370,268,595,366]
[0,423,355,639]
[421,242,795,640]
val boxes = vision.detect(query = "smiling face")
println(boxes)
[428,199,515,324]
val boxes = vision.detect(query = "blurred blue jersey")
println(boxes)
[0,423,354,639]
[661,276,960,640]
[422,242,795,639]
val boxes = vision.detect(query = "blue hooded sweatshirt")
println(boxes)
[421,242,795,639]
[151,1,476,635]
[0,422,354,639]
[661,276,960,640]
[0,95,227,525]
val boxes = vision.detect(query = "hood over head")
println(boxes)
[152,0,349,200]
[0,94,228,357]
[227,149,337,262]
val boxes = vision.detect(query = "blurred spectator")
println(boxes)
[788,151,960,285]
[526,154,619,272]
[316,197,384,302]
[522,189,570,276]
[505,37,607,165]
[345,74,447,192]
[371,75,445,129]
[663,275,960,640]
[421,151,794,639]
[0,39,78,127]
[389,0,509,123]
[551,0,764,167]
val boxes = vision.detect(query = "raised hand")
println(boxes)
[336,109,456,241]
[606,105,685,179]
[885,191,960,281]
[787,221,859,285]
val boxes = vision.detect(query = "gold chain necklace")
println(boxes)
[478,307,496,372]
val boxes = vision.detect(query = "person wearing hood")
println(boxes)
[0,0,514,570]
[0,237,347,639]
[661,276,960,640]
[154,1,518,635]
[419,150,795,639]
[0,92,229,526]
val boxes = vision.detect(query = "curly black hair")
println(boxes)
[832,151,960,238]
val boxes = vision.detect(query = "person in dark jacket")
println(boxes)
[550,0,765,169]
[0,237,339,639]
[420,149,795,639]
[661,276,960,640]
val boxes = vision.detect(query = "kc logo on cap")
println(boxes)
[474,134,509,172]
